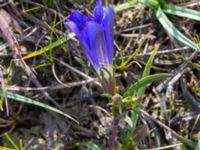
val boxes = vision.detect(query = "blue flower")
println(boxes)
[65,0,114,71]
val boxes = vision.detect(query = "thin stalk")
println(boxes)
[109,94,122,150]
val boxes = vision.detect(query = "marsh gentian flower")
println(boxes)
[66,0,115,95]
[66,0,114,71]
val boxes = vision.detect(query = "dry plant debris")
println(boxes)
[0,0,200,149]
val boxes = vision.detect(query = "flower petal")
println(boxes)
[94,29,109,68]
[65,21,80,38]
[102,6,114,64]
[68,10,89,31]
[81,21,108,70]
[93,0,103,23]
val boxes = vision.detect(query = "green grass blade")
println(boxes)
[178,53,200,71]
[130,45,159,133]
[143,143,182,150]
[123,73,171,98]
[114,0,137,13]
[156,7,198,51]
[164,4,200,21]
[0,61,12,109]
[75,142,101,150]
[5,133,20,150]
[137,0,160,9]
[22,37,67,60]
[0,90,79,124]
[138,44,159,97]
[46,12,57,63]
[195,136,200,150]
[116,33,149,69]
[0,146,14,150]
[114,0,161,12]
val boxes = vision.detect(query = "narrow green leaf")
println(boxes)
[0,61,12,108]
[0,146,14,150]
[22,37,67,60]
[46,12,58,63]
[195,136,200,150]
[164,4,200,21]
[143,143,182,150]
[155,7,198,51]
[130,109,139,132]
[5,133,20,150]
[137,0,160,10]
[75,142,101,150]
[123,73,171,98]
[138,44,159,97]
[178,53,200,71]
[114,0,161,12]
[114,0,137,13]
[0,90,79,124]
[117,33,149,69]
[34,63,51,69]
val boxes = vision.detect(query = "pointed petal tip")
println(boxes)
[105,6,115,18]
[93,0,103,23]
[67,10,89,31]
[65,21,80,38]
[95,0,102,7]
